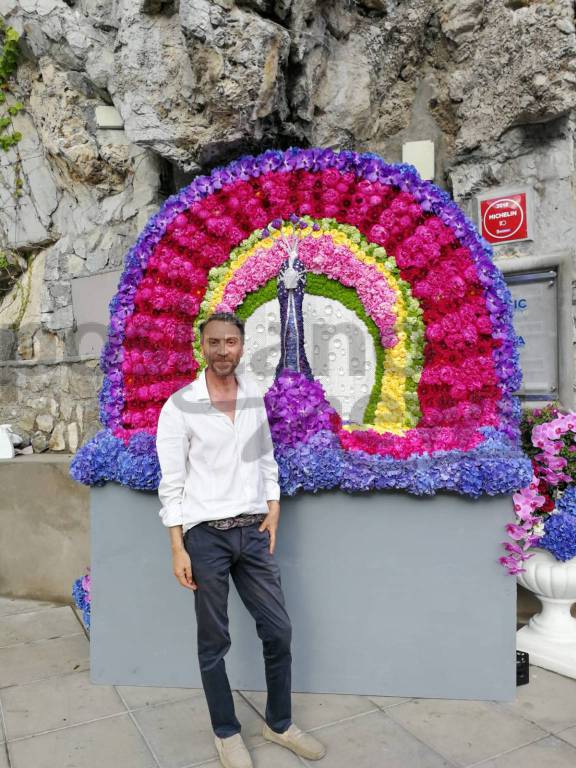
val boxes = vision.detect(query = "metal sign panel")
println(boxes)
[505,270,558,399]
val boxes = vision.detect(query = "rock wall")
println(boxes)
[1,0,575,451]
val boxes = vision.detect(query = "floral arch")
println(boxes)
[70,148,531,497]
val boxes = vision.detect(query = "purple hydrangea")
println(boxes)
[265,370,339,448]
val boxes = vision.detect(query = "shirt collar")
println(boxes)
[194,367,246,401]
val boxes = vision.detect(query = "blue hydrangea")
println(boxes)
[539,513,576,561]
[407,468,438,495]
[69,430,122,486]
[556,486,576,516]
[70,425,532,499]
[71,577,90,630]
[454,459,484,498]
[117,451,160,490]
[372,459,408,491]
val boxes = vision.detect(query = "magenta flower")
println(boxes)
[506,523,532,541]
[498,555,530,575]
[81,569,91,603]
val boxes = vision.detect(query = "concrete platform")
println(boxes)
[0,454,89,602]
[1,596,576,768]
[90,485,516,700]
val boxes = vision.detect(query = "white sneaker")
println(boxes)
[214,732,253,768]
[262,722,327,760]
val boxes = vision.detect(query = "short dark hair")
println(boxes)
[199,311,245,339]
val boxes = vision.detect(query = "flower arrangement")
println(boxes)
[69,147,530,498]
[265,369,341,447]
[72,567,91,631]
[195,216,424,433]
[500,405,576,574]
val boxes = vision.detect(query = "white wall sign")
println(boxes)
[71,270,123,357]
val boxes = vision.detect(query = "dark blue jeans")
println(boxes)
[184,521,293,738]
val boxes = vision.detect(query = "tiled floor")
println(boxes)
[1,596,575,768]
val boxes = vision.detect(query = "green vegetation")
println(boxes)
[0,17,23,158]
[0,17,28,325]
[0,249,34,330]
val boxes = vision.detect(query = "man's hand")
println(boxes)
[259,500,280,554]
[172,548,197,590]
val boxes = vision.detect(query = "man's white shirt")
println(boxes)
[156,367,281,533]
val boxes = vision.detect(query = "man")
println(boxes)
[156,311,326,768]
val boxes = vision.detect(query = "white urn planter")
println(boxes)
[517,548,576,679]
[0,424,15,459]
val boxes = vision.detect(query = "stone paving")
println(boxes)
[1,596,576,768]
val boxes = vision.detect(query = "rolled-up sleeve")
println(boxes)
[156,396,191,527]
[259,400,281,502]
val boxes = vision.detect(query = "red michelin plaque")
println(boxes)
[479,193,529,244]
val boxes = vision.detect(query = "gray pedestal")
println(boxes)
[90,485,516,700]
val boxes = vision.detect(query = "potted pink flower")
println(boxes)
[501,405,576,679]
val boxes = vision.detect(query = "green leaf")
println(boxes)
[4,28,20,43]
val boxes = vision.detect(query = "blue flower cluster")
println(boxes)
[556,486,576,516]
[534,484,576,562]
[71,576,91,631]
[539,513,576,562]
[274,427,531,498]
[71,425,531,498]
[70,429,160,490]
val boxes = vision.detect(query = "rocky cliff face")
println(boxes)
[1,0,575,451]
